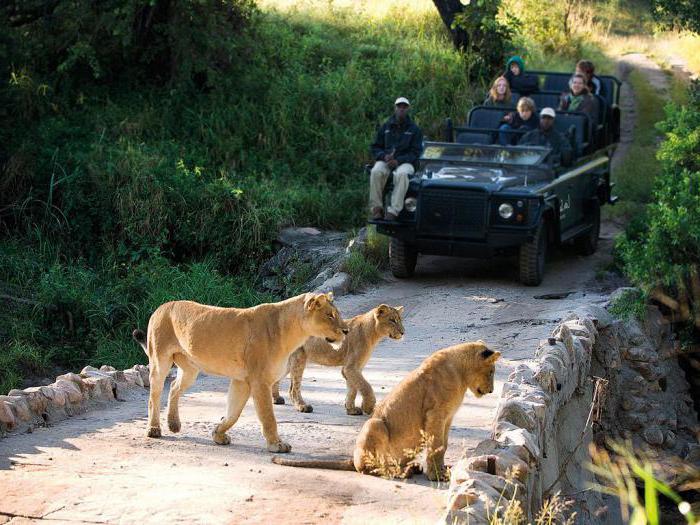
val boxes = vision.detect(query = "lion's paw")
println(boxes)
[268,440,292,453]
[212,431,231,446]
[426,465,450,482]
[346,407,363,416]
[296,404,313,413]
[273,396,285,405]
[146,426,162,438]
[168,417,181,433]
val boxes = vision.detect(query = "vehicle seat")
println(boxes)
[555,111,590,156]
[455,131,493,145]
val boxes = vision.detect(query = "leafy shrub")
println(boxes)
[616,82,700,330]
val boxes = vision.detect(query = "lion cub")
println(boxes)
[272,341,500,480]
[272,304,404,415]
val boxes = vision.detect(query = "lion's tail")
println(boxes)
[132,329,148,354]
[271,456,355,471]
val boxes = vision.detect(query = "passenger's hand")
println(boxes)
[387,159,399,169]
[384,153,394,162]
[503,114,513,123]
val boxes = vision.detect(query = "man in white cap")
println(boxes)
[368,97,423,221]
[519,107,573,166]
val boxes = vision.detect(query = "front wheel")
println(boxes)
[519,219,548,286]
[389,237,417,278]
[575,198,600,255]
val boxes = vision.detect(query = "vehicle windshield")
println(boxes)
[421,142,549,166]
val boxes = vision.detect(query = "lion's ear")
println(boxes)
[481,349,501,363]
[395,306,404,315]
[375,304,390,317]
[305,295,322,311]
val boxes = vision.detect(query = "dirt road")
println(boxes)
[0,231,620,525]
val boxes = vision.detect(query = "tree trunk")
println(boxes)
[432,0,470,49]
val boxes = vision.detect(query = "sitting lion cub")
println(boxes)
[272,304,404,415]
[272,341,500,480]
[132,292,347,453]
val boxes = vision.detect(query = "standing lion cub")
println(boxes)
[272,304,404,415]
[132,292,347,453]
[272,341,500,480]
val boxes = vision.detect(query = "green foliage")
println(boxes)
[452,0,515,77]
[0,236,274,393]
[342,251,381,291]
[616,81,700,328]
[589,441,698,525]
[609,288,647,320]
[652,0,700,34]
[0,2,483,387]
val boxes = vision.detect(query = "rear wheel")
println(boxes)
[389,237,417,278]
[519,219,548,286]
[575,198,600,255]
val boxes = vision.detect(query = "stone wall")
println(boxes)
[0,364,150,437]
[443,299,699,524]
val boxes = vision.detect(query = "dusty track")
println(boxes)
[0,56,670,525]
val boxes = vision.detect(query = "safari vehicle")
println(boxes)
[369,71,621,286]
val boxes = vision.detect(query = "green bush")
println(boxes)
[616,83,700,329]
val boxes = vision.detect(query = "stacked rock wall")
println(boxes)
[0,364,149,437]
[443,301,699,524]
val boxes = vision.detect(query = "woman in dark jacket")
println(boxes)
[559,74,599,130]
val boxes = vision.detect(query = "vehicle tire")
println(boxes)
[389,237,417,278]
[575,198,600,256]
[519,219,548,286]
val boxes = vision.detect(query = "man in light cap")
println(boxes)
[519,107,573,167]
[369,97,423,221]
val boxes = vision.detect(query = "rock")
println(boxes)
[624,346,658,362]
[100,365,117,372]
[495,399,540,434]
[132,364,150,387]
[345,227,368,254]
[49,387,67,408]
[498,428,540,463]
[81,365,99,375]
[463,452,529,482]
[21,387,50,413]
[634,363,664,381]
[56,373,86,391]
[621,411,647,431]
[663,430,677,449]
[54,380,83,404]
[448,485,480,510]
[0,401,16,428]
[508,364,535,384]
[580,305,615,329]
[620,397,645,412]
[83,376,115,400]
[643,426,664,446]
[103,370,127,383]
[314,272,351,296]
[685,444,700,464]
[123,369,145,388]
[1,395,32,422]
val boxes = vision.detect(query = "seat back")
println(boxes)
[598,76,617,106]
[455,131,493,145]
[514,90,560,111]
[554,111,589,155]
[542,73,570,93]
[468,106,509,129]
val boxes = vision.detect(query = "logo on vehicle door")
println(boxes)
[560,195,571,219]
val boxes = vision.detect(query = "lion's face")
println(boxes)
[470,344,501,398]
[303,292,348,344]
[374,305,405,340]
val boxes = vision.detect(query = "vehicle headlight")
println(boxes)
[498,203,514,219]
[404,197,417,213]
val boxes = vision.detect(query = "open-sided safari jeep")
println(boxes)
[369,71,621,286]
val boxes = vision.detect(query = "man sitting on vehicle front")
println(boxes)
[369,97,423,221]
[519,107,573,167]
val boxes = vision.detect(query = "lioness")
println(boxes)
[132,292,348,452]
[272,341,500,479]
[271,304,405,415]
